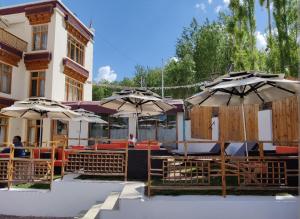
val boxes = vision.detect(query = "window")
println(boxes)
[0,116,8,145]
[67,35,84,65]
[27,120,41,146]
[65,76,83,101]
[0,63,12,94]
[32,25,48,50]
[30,71,45,97]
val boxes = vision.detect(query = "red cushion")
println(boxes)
[54,159,69,167]
[276,146,298,154]
[70,145,86,150]
[0,153,9,158]
[92,143,127,150]
[135,143,160,150]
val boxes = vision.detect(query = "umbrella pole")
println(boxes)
[241,104,249,157]
[39,118,43,147]
[79,120,82,145]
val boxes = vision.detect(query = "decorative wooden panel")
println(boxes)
[66,151,126,176]
[190,106,212,139]
[0,49,22,66]
[272,96,299,145]
[25,4,53,25]
[219,104,259,141]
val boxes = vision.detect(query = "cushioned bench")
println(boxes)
[276,146,298,154]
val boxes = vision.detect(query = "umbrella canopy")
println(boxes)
[73,108,107,124]
[186,71,300,157]
[186,71,300,106]
[112,111,162,118]
[100,89,174,113]
[0,97,79,119]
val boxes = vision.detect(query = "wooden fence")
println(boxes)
[0,142,56,189]
[147,140,299,197]
[272,96,299,145]
[191,97,299,142]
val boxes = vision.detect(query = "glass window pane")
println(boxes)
[31,80,37,96]
[33,33,40,50]
[41,32,47,50]
[39,79,45,97]
[70,45,75,60]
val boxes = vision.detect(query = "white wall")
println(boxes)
[0,180,124,217]
[102,195,299,219]
[258,110,274,150]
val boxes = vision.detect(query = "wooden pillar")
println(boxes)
[220,141,226,197]
[184,141,188,158]
[7,144,14,189]
[125,140,128,181]
[258,142,264,160]
[61,137,67,179]
[147,140,151,197]
[50,142,56,190]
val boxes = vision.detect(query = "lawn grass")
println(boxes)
[12,175,62,190]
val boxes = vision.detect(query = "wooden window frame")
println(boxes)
[30,71,46,97]
[67,34,85,66]
[0,116,9,144]
[65,76,83,101]
[0,63,12,94]
[32,25,48,51]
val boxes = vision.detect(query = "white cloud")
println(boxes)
[223,0,230,5]
[95,65,117,83]
[195,3,206,12]
[255,31,267,50]
[208,0,213,4]
[215,5,222,13]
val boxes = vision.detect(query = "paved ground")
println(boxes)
[0,216,72,219]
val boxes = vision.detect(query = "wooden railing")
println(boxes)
[0,28,28,52]
[0,138,298,196]
[147,140,299,197]
[59,137,129,180]
[0,141,57,189]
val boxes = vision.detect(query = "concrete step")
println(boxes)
[101,192,120,211]
[79,202,103,219]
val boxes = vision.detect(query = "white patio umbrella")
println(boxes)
[101,89,173,139]
[112,111,162,118]
[72,108,107,145]
[186,71,300,156]
[0,97,80,146]
[100,89,174,113]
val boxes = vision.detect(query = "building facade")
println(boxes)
[0,0,94,145]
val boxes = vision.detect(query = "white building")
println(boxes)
[0,0,94,145]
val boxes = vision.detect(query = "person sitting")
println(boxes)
[128,133,137,148]
[1,136,25,157]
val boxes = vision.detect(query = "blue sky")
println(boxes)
[1,0,269,82]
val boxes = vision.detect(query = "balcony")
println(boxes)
[0,28,27,52]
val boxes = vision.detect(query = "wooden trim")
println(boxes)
[24,52,51,71]
[29,71,45,97]
[63,58,88,83]
[25,4,53,25]
[32,25,48,51]
[0,48,21,67]
[66,22,89,45]
[67,35,85,65]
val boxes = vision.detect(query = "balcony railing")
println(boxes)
[0,28,27,52]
